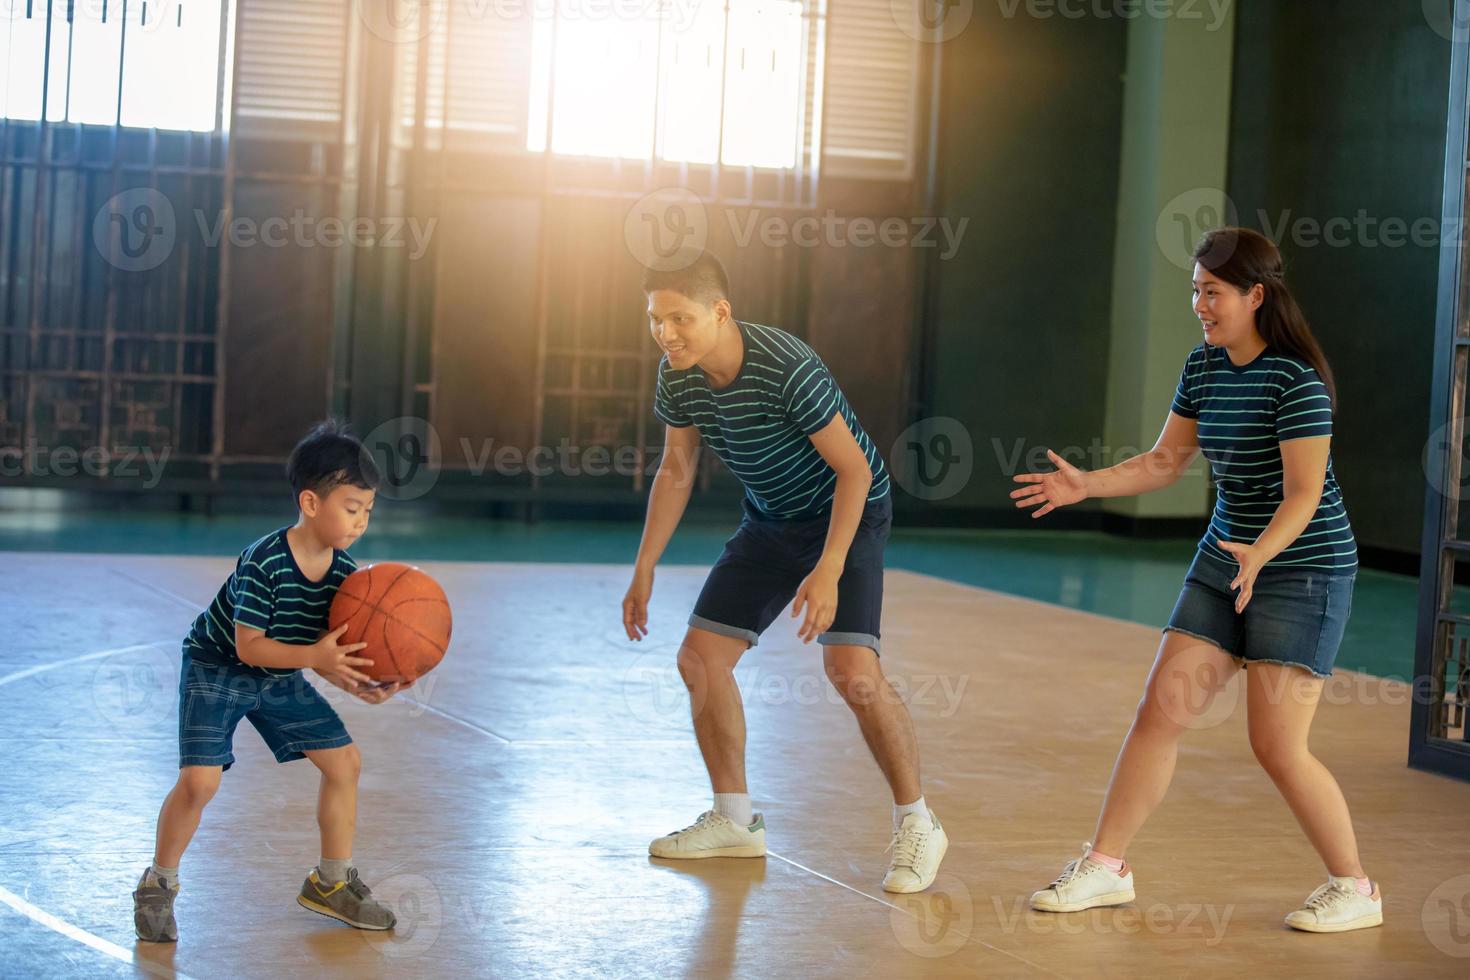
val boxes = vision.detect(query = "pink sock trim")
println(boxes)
[1086,849,1125,873]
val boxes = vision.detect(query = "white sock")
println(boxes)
[893,796,928,830]
[713,793,753,827]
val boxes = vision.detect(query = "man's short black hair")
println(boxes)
[286,419,380,502]
[641,251,730,308]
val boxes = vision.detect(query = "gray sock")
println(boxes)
[318,858,353,883]
[146,863,179,889]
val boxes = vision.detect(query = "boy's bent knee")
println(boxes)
[309,743,362,781]
[175,766,221,807]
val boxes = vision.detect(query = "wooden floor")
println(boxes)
[1,551,1467,978]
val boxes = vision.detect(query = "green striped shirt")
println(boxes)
[184,527,359,677]
[1172,344,1357,574]
[653,320,890,520]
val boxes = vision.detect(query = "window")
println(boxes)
[0,0,227,131]
[0,0,920,180]
[524,0,808,169]
[401,0,918,179]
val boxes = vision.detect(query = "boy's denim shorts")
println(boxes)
[689,490,891,655]
[178,653,352,770]
[1163,553,1355,679]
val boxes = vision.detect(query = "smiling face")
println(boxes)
[300,482,375,550]
[646,288,730,371]
[1192,263,1264,349]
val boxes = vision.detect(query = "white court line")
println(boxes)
[765,851,1067,978]
[412,701,513,745]
[0,642,168,689]
[108,567,204,616]
[0,866,193,980]
[0,641,181,973]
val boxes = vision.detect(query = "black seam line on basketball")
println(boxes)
[764,853,1057,975]
[357,565,410,680]
[343,598,450,656]
[376,567,417,681]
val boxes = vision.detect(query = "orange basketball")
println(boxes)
[328,563,452,684]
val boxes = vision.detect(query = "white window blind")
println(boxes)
[231,0,347,136]
[396,0,534,149]
[821,0,920,179]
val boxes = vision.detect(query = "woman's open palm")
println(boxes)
[1010,449,1087,519]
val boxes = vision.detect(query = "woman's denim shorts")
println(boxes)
[1163,553,1355,679]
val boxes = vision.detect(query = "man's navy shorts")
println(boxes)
[689,491,891,655]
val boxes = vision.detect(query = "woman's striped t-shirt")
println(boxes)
[653,320,890,520]
[1171,343,1357,574]
[184,527,359,677]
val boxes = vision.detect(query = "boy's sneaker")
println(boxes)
[1030,842,1136,912]
[297,867,397,930]
[649,810,767,859]
[132,868,179,942]
[1284,879,1383,933]
[882,809,949,894]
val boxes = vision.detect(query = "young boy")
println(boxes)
[133,420,409,942]
[621,252,948,893]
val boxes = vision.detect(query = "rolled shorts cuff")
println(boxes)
[270,734,354,764]
[688,614,760,647]
[818,631,881,656]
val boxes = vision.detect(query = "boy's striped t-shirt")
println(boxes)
[184,527,359,677]
[653,320,890,520]
[1171,343,1357,574]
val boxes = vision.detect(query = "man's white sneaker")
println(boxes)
[1284,879,1383,933]
[881,809,949,894]
[1030,842,1136,912]
[649,810,767,859]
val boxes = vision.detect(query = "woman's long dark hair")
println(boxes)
[1192,227,1337,411]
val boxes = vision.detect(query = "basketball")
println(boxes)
[328,563,452,684]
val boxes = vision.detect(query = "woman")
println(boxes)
[1010,227,1378,933]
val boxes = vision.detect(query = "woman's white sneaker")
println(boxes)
[1030,842,1136,912]
[1284,879,1383,933]
[649,810,767,859]
[881,809,949,894]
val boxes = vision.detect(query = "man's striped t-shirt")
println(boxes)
[653,320,890,520]
[184,527,359,677]
[1171,343,1357,574]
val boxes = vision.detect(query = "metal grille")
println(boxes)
[1412,27,1470,779]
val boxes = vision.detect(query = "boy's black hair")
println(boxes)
[286,419,380,502]
[640,251,730,308]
